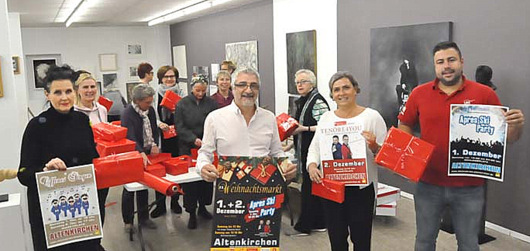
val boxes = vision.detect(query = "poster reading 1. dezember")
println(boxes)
[448,104,508,181]
[210,156,287,251]
[36,164,103,249]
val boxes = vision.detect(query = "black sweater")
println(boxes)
[174,94,217,154]
[121,104,159,153]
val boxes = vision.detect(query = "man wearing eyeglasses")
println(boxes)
[197,68,297,182]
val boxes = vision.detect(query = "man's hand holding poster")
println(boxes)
[449,104,508,181]
[318,120,368,185]
[211,156,287,251]
[36,164,102,249]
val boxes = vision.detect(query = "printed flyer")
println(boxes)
[448,104,508,181]
[36,164,103,248]
[318,120,368,185]
[210,156,287,251]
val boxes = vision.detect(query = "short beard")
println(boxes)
[439,70,463,86]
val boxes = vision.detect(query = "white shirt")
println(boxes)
[307,108,387,187]
[196,102,286,174]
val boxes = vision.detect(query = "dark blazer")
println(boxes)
[121,104,159,153]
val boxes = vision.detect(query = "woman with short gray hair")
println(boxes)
[120,83,159,233]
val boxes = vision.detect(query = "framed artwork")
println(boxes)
[225,40,258,71]
[172,45,188,78]
[192,66,209,80]
[370,22,453,128]
[32,58,58,89]
[99,53,117,72]
[102,73,118,90]
[96,81,102,95]
[12,56,21,74]
[126,82,140,103]
[128,64,138,80]
[0,58,4,97]
[127,43,143,56]
[286,30,317,94]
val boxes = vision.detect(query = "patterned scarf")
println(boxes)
[133,103,155,149]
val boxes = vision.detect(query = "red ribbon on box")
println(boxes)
[96,138,136,157]
[375,127,435,182]
[160,90,181,112]
[276,113,299,141]
[93,151,144,189]
[312,178,345,203]
[140,172,183,196]
[161,156,191,176]
[146,163,166,177]
[97,96,113,112]
[250,164,276,185]
[92,122,128,141]
[162,125,177,139]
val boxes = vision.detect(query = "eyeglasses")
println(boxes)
[295,80,312,85]
[234,81,260,91]
[163,75,176,79]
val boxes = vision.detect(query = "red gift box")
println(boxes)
[97,96,113,112]
[147,153,172,164]
[276,113,299,141]
[161,156,191,176]
[93,151,144,189]
[92,122,127,141]
[163,125,177,139]
[250,164,276,185]
[146,163,166,177]
[160,90,181,112]
[375,127,435,182]
[96,138,136,157]
[312,178,345,203]
[110,121,121,126]
[190,149,217,167]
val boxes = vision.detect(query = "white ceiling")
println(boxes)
[7,0,262,27]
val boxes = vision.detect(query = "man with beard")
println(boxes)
[398,41,524,251]
[197,68,296,183]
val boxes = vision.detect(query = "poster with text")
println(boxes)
[210,156,287,251]
[36,164,103,248]
[448,104,508,181]
[318,120,368,185]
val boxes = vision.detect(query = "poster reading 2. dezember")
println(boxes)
[210,156,287,251]
[36,164,103,249]
[448,104,508,181]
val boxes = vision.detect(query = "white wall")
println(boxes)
[273,0,337,113]
[22,25,172,114]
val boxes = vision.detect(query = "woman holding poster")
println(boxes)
[307,71,387,251]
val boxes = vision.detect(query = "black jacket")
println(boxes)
[121,104,159,153]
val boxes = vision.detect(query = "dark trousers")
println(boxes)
[97,188,109,225]
[154,192,180,210]
[322,184,375,251]
[183,180,213,213]
[294,168,326,233]
[121,188,149,224]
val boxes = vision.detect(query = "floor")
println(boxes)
[100,186,530,251]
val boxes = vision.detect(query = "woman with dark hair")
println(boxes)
[120,84,159,233]
[18,64,103,251]
[174,75,217,229]
[150,65,184,218]
[307,71,387,251]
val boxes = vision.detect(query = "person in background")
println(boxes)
[150,65,183,218]
[221,60,237,75]
[475,65,497,90]
[211,70,234,108]
[18,64,104,251]
[73,71,110,236]
[307,71,387,251]
[138,62,154,85]
[174,75,218,229]
[398,41,524,251]
[120,84,159,233]
[284,69,329,237]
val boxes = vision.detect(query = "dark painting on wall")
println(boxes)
[33,59,57,88]
[370,22,452,128]
[288,95,299,117]
[126,82,140,104]
[286,30,317,94]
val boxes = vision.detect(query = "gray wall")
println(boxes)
[169,0,275,112]
[338,0,530,235]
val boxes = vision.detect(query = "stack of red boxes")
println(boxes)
[97,96,113,112]
[93,151,144,189]
[92,123,136,157]
[146,153,172,177]
[376,183,400,216]
[160,90,182,112]
[276,113,299,141]
[161,155,191,176]
[311,178,345,203]
[375,127,435,182]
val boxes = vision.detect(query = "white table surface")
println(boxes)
[124,167,203,192]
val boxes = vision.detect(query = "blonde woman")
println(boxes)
[74,71,108,124]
